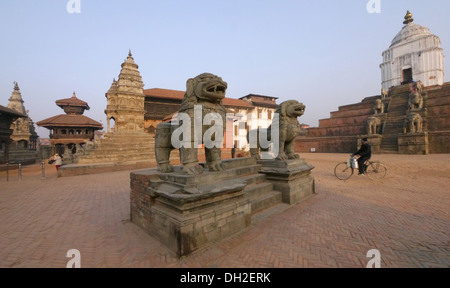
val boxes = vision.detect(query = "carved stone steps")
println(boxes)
[251,202,290,224]
[249,190,282,214]
[239,173,267,186]
[245,182,281,214]
[245,182,275,200]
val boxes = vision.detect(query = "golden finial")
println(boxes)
[403,10,414,25]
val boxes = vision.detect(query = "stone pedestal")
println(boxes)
[258,158,315,205]
[130,158,255,257]
[398,132,429,154]
[358,135,382,154]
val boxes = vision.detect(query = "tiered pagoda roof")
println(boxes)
[37,92,102,130]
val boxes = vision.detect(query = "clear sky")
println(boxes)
[1,0,449,138]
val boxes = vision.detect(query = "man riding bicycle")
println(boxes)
[352,138,372,175]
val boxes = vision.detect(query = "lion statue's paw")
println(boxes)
[276,152,288,161]
[159,163,175,173]
[183,163,204,175]
[208,161,226,172]
[287,153,300,160]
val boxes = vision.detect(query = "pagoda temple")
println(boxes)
[37,92,103,162]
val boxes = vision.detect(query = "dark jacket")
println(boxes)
[353,143,372,158]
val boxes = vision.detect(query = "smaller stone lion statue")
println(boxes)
[155,73,228,175]
[404,113,423,134]
[374,99,384,115]
[367,116,382,135]
[408,82,424,111]
[248,100,306,161]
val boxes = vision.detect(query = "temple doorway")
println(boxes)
[402,68,413,84]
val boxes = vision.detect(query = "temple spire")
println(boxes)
[129,49,132,57]
[403,10,414,25]
[72,91,77,98]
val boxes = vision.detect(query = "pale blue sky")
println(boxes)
[1,0,449,138]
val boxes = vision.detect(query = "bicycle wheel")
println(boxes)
[365,161,387,180]
[334,162,353,180]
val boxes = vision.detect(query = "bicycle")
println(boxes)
[334,155,387,180]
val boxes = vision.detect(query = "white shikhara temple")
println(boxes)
[380,11,445,92]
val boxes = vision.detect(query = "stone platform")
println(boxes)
[130,157,315,257]
[258,158,315,205]
[58,159,160,177]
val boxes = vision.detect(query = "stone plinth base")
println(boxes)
[130,158,254,257]
[358,135,382,154]
[258,158,315,205]
[398,133,429,155]
[58,159,161,177]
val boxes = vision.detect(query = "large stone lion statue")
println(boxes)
[155,73,227,175]
[404,112,423,134]
[248,100,306,161]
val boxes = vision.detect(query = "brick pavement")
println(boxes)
[0,154,449,268]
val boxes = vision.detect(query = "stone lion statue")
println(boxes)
[408,82,424,111]
[408,91,424,111]
[404,112,423,134]
[374,99,384,115]
[248,100,306,161]
[155,73,227,175]
[367,116,382,135]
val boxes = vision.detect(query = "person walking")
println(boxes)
[53,153,63,171]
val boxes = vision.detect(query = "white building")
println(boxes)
[380,11,445,91]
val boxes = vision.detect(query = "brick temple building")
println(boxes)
[296,11,450,154]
